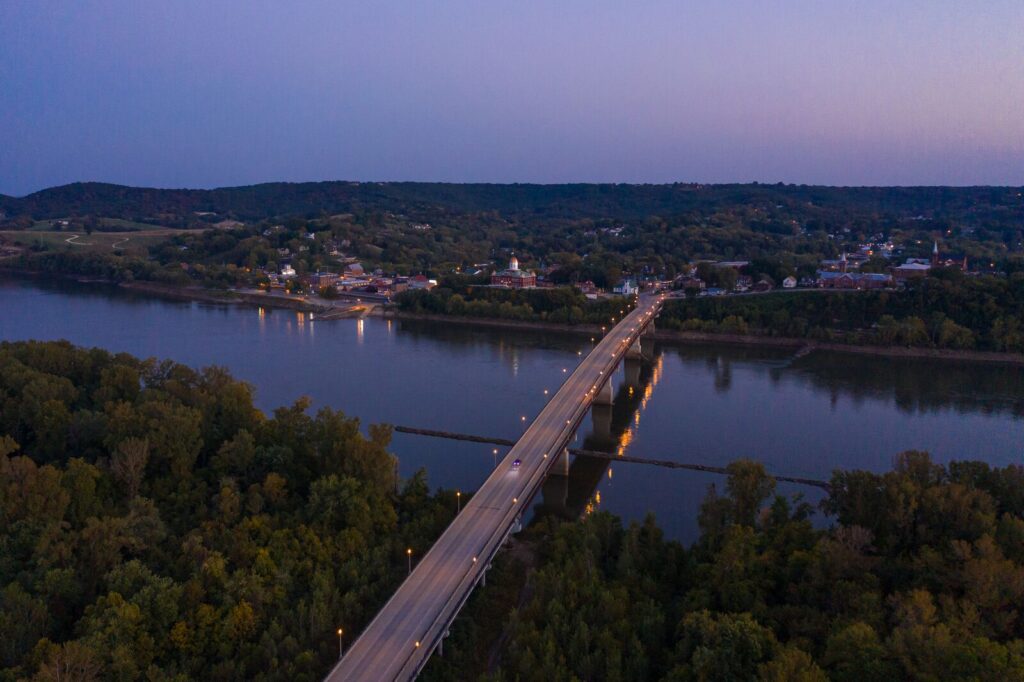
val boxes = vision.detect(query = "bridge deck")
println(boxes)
[326,294,663,681]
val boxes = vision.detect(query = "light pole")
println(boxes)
[493,448,498,467]
[407,547,412,575]
[337,628,343,659]
[456,490,461,514]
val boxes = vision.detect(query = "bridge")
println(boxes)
[326,293,665,681]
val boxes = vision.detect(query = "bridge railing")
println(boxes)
[401,304,661,676]
[330,299,661,681]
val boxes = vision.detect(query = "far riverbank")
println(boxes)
[377,308,1024,367]
[4,267,1021,367]
[0,267,365,316]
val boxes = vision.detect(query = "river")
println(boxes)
[2,275,1022,541]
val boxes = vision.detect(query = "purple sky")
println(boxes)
[1,0,1022,195]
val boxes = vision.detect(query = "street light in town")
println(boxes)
[493,448,498,467]
[407,548,412,575]
[456,490,461,514]
[337,628,344,659]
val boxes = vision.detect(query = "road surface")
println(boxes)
[326,293,664,681]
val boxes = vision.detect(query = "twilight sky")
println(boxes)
[1,0,1022,195]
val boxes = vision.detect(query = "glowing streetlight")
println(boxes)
[493,448,498,467]
[337,628,344,659]
[456,490,461,514]
[407,548,413,574]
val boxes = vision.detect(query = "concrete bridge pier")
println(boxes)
[555,447,571,475]
[623,357,642,388]
[591,403,612,439]
[625,338,644,360]
[592,379,614,405]
[643,320,656,337]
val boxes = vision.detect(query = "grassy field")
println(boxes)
[0,228,190,256]
[28,217,175,232]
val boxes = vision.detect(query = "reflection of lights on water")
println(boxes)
[386,319,393,334]
[258,307,265,319]
[356,318,364,343]
[615,353,663,458]
[297,312,305,327]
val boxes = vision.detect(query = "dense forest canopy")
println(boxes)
[0,341,457,681]
[424,456,1024,681]
[660,272,1024,352]
[3,181,1022,225]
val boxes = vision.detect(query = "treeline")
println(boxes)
[5,181,1024,292]
[7,248,263,293]
[660,272,1024,352]
[427,454,1024,681]
[0,341,457,680]
[394,282,634,325]
[4,181,1021,225]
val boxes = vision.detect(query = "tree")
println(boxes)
[725,460,776,527]
[32,641,103,682]
[110,438,148,500]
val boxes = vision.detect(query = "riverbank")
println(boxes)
[5,268,1021,366]
[120,281,323,313]
[0,267,366,316]
[379,308,1024,367]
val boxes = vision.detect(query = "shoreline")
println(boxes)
[379,309,1024,367]
[0,267,362,316]
[4,268,1022,366]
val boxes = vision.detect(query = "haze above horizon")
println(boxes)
[2,1,1022,196]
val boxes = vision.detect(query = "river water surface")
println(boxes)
[2,276,1022,541]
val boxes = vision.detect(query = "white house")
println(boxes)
[782,276,797,289]
[613,279,638,296]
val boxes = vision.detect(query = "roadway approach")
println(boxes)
[326,292,665,681]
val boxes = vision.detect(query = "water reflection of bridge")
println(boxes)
[537,348,665,521]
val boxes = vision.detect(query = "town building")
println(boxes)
[409,275,438,290]
[309,272,338,288]
[490,255,537,288]
[891,261,931,281]
[613,279,638,296]
[675,276,705,292]
[817,271,893,289]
